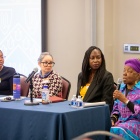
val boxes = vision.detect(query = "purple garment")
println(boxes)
[110,81,140,139]
[125,58,140,73]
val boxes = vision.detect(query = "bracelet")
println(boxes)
[125,100,129,105]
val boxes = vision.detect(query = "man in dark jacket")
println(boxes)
[0,50,16,95]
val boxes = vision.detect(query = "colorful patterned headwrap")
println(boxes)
[125,58,140,73]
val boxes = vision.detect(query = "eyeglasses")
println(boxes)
[41,62,55,67]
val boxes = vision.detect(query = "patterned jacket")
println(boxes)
[31,70,62,98]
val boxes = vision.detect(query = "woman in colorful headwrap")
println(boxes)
[110,58,140,140]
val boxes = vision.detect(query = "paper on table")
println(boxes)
[34,96,65,103]
[33,98,42,102]
[0,96,26,100]
[83,101,106,108]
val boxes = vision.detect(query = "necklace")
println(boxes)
[127,84,134,90]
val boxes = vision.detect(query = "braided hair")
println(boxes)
[81,46,106,86]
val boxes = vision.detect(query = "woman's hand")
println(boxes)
[113,90,129,104]
[111,120,115,126]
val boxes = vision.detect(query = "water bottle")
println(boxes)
[76,95,83,108]
[42,85,50,103]
[71,95,77,107]
[13,73,21,100]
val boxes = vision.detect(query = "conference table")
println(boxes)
[0,97,111,140]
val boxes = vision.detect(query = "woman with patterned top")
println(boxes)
[110,58,140,140]
[31,52,62,98]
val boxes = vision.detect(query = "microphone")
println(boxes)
[116,78,122,90]
[25,68,38,83]
[114,78,122,101]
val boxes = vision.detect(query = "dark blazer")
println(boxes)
[76,71,114,112]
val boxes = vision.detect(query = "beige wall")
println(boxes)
[97,0,140,81]
[47,0,94,99]
[46,0,140,100]
[113,0,140,81]
[96,0,114,73]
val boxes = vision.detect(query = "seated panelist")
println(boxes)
[0,50,16,95]
[76,46,114,112]
[31,52,63,98]
[110,58,140,140]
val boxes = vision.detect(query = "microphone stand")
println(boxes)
[30,79,33,103]
[24,77,39,106]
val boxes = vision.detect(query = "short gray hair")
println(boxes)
[38,52,53,62]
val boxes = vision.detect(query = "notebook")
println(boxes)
[49,96,66,103]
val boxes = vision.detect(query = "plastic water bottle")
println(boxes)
[13,73,21,100]
[76,95,83,108]
[71,95,77,107]
[42,85,50,103]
